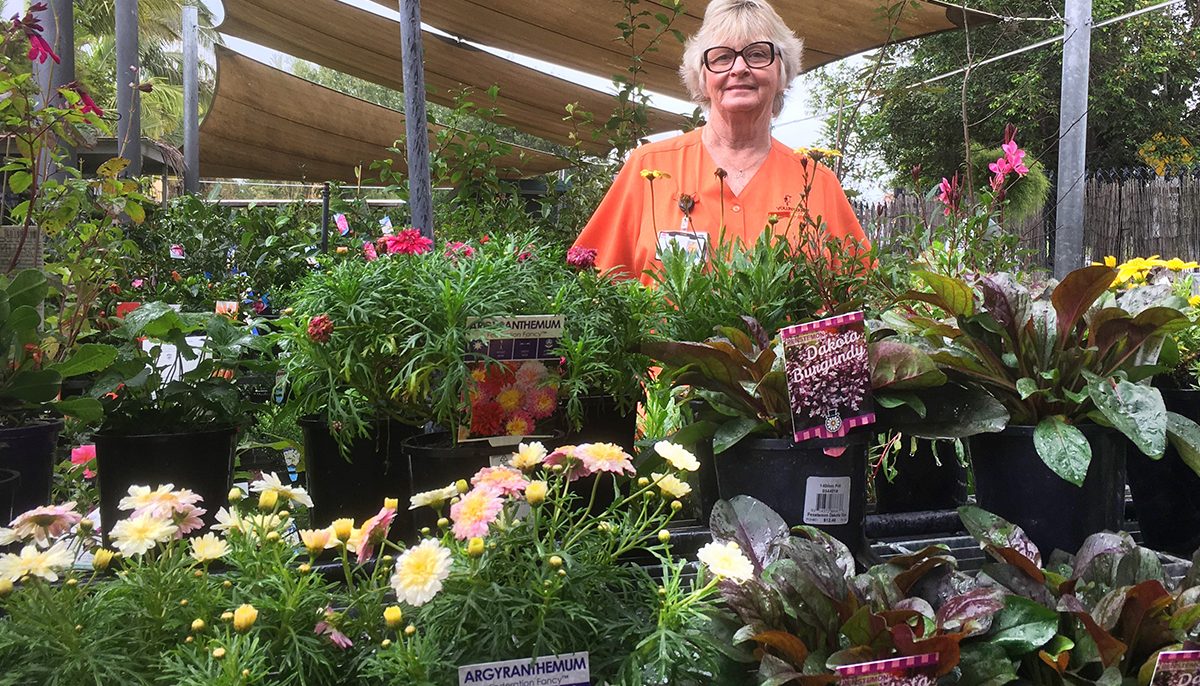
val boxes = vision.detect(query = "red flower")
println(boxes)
[479,234,490,244]
[505,412,536,437]
[63,83,104,116]
[381,228,433,255]
[566,246,597,270]
[108,283,121,295]
[23,343,43,367]
[307,314,334,343]
[444,241,475,259]
[26,32,59,65]
[470,400,505,436]
[516,246,534,262]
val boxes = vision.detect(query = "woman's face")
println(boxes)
[701,38,781,119]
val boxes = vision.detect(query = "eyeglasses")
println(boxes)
[702,41,776,73]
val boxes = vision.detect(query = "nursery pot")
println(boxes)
[94,425,236,539]
[300,415,420,531]
[874,439,969,514]
[969,425,1126,556]
[1125,389,1200,557]
[0,418,64,516]
[715,432,868,555]
[0,468,20,526]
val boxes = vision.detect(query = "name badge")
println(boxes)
[655,230,709,264]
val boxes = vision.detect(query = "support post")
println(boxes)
[398,0,434,239]
[320,182,331,254]
[116,0,141,176]
[32,0,76,176]
[182,5,200,194]
[1053,0,1092,278]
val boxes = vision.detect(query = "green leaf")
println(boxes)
[1087,375,1166,457]
[1016,377,1040,400]
[916,270,975,316]
[1166,411,1200,477]
[958,642,1018,686]
[49,343,118,379]
[869,340,946,390]
[54,397,103,422]
[713,416,764,454]
[3,269,48,310]
[1033,416,1091,486]
[125,201,145,224]
[3,369,61,403]
[989,595,1059,655]
[7,171,31,194]
[3,304,40,335]
[883,385,1008,439]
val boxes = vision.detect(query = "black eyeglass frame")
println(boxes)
[702,41,777,73]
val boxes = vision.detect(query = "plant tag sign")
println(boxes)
[836,652,939,686]
[169,243,186,260]
[804,476,851,525]
[1150,650,1200,686]
[781,311,875,442]
[457,652,589,686]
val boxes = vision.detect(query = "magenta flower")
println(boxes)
[566,246,597,270]
[382,229,433,255]
[315,609,353,649]
[131,278,144,288]
[362,241,378,261]
[449,488,504,540]
[25,31,58,64]
[1001,140,1030,176]
[173,505,206,536]
[70,444,97,480]
[444,241,475,259]
[937,174,962,217]
[307,314,333,343]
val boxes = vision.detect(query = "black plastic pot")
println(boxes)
[300,415,420,531]
[0,419,64,516]
[969,424,1126,556]
[1126,389,1200,557]
[404,432,545,534]
[0,468,19,526]
[94,426,237,538]
[563,395,638,455]
[874,439,969,514]
[715,432,869,555]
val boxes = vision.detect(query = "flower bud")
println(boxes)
[179,599,189,606]
[332,518,354,542]
[658,530,671,544]
[221,611,234,622]
[671,500,683,512]
[381,639,392,648]
[92,548,115,571]
[404,624,417,636]
[436,517,450,529]
[258,489,279,512]
[0,579,13,597]
[242,670,251,678]
[233,604,258,633]
[278,510,290,520]
[185,635,194,644]
[212,647,226,660]
[299,563,312,573]
[637,477,649,487]
[467,537,485,558]
[78,519,95,533]
[66,578,78,587]
[191,619,206,633]
[384,605,403,629]
[266,531,281,543]
[222,580,232,589]
[548,555,563,568]
[455,479,469,494]
[525,480,548,506]
[228,487,244,503]
[193,569,204,578]
[420,527,431,535]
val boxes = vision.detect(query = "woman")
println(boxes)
[573,0,869,284]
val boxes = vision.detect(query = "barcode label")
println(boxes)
[804,476,851,525]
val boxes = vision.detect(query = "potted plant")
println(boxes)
[90,302,272,537]
[898,264,1200,554]
[0,268,112,515]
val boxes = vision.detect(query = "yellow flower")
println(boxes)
[257,490,279,512]
[1092,255,1118,267]
[384,605,403,629]
[92,548,116,571]
[331,518,355,542]
[0,541,73,582]
[651,472,692,499]
[233,604,258,633]
[525,480,548,506]
[1165,257,1199,271]
[189,533,230,563]
[696,541,754,583]
[299,528,334,555]
[383,498,399,511]
[467,537,485,558]
[390,539,452,607]
[509,441,547,470]
[654,441,700,472]
[639,169,670,180]
[1191,295,1200,308]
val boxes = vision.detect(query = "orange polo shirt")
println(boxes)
[573,127,869,284]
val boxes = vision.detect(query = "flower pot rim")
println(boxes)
[404,429,565,451]
[93,424,238,440]
[991,423,1116,438]
[726,430,869,451]
[0,417,65,436]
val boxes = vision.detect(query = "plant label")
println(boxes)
[804,476,851,525]
[169,244,186,260]
[781,311,875,442]
[836,652,939,686]
[655,230,708,263]
[458,652,589,686]
[1151,650,1200,686]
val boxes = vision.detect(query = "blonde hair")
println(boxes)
[679,0,804,116]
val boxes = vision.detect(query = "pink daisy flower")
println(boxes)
[449,489,504,540]
[543,445,588,482]
[173,504,206,536]
[8,502,82,547]
[471,466,529,497]
[349,503,397,563]
[576,442,635,476]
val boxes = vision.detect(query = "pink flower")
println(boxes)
[937,174,962,217]
[504,412,536,437]
[173,505,206,536]
[576,442,635,476]
[543,445,588,482]
[25,32,58,64]
[363,240,378,261]
[524,386,559,420]
[449,488,504,540]
[308,314,333,343]
[444,241,475,259]
[349,503,396,563]
[118,484,204,519]
[566,246,597,270]
[1001,140,1030,176]
[514,361,548,388]
[131,278,144,288]
[516,246,533,262]
[70,444,95,468]
[314,609,353,649]
[382,228,433,255]
[8,502,82,547]
[471,466,529,497]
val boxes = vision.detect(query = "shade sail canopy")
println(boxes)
[199,47,570,183]
[218,0,691,155]
[381,0,995,100]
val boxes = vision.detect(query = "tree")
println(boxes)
[814,0,1200,184]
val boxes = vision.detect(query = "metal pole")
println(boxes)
[320,182,331,253]
[32,0,75,176]
[398,0,434,239]
[182,5,200,194]
[1053,0,1092,278]
[115,0,141,177]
